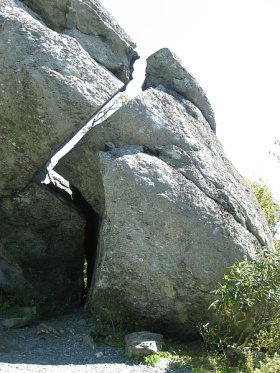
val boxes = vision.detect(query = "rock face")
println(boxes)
[21,0,139,83]
[59,85,272,248]
[2,306,36,329]
[0,0,132,306]
[92,146,258,337]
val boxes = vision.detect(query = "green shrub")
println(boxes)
[247,179,280,236]
[201,247,280,354]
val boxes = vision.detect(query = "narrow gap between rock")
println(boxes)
[33,77,135,305]
[45,180,100,305]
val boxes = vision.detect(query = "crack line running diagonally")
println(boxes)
[34,82,128,188]
[31,67,134,301]
[33,46,139,185]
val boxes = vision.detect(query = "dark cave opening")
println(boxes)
[40,177,100,306]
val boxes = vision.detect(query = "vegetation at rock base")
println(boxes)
[90,328,126,349]
[144,243,280,372]
[198,177,280,372]
[247,178,280,236]
[200,246,280,365]
[143,341,214,371]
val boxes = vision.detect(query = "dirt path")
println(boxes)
[0,309,191,373]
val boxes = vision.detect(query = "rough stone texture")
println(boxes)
[21,0,139,83]
[142,48,216,132]
[0,183,85,306]
[2,317,32,329]
[125,331,164,359]
[0,0,122,197]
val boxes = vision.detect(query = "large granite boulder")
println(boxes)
[88,145,260,338]
[21,0,139,83]
[0,0,126,305]
[57,51,273,338]
[84,90,272,340]
[0,0,274,340]
[58,84,272,248]
[0,0,122,197]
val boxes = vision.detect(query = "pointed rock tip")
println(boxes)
[142,48,216,132]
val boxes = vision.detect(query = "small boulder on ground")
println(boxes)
[125,331,164,359]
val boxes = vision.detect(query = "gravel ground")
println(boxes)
[0,309,192,373]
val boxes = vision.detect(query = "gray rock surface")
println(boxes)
[21,0,139,83]
[2,317,32,329]
[2,306,37,329]
[0,0,274,344]
[4,20,269,332]
[142,48,216,132]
